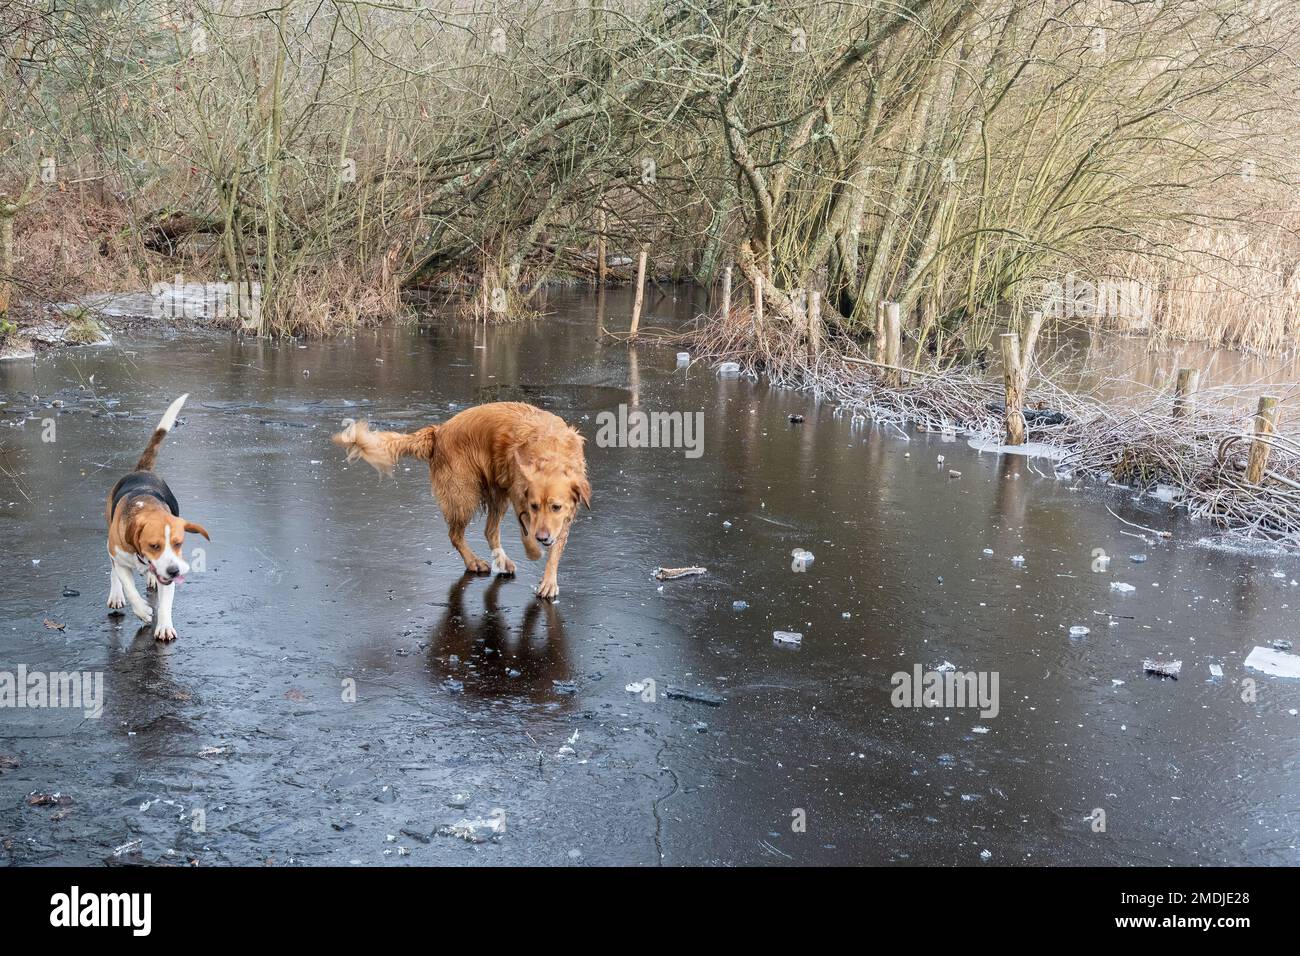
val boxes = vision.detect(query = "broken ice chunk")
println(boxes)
[1068,626,1089,637]
[1243,645,1300,678]
[1208,664,1224,679]
[1143,659,1182,679]
[437,815,505,844]
[1110,582,1136,594]
[772,630,804,646]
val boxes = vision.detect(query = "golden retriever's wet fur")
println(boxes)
[332,402,590,599]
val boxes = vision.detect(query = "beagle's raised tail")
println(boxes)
[135,393,189,472]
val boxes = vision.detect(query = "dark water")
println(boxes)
[1,289,1298,866]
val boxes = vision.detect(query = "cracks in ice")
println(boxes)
[649,741,680,867]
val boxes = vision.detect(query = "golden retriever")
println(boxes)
[332,402,590,599]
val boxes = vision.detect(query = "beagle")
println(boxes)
[105,394,209,641]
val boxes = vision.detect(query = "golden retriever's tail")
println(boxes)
[331,419,437,475]
[135,393,188,472]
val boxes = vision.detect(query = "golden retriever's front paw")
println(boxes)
[154,623,177,642]
[535,577,559,600]
[465,556,491,574]
[491,550,516,576]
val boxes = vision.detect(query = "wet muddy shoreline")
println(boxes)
[2,290,1298,866]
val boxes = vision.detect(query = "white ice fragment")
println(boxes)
[1110,582,1136,593]
[1069,626,1089,637]
[1011,555,1025,565]
[717,362,741,377]
[971,726,990,735]
[982,548,994,556]
[1208,664,1224,679]
[772,630,803,646]
[790,548,815,572]
[1143,659,1182,678]
[935,661,956,673]
[1244,645,1300,678]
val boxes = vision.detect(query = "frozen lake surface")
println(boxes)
[1,289,1298,865]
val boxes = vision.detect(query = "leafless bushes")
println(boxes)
[2,1,1299,346]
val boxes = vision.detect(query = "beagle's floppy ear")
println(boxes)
[572,477,591,510]
[124,511,146,555]
[184,521,211,541]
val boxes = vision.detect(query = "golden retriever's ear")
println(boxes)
[514,448,537,477]
[184,521,211,541]
[572,477,591,509]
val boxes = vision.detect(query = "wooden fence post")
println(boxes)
[1246,395,1280,484]
[1001,333,1025,445]
[595,209,607,288]
[1172,367,1199,419]
[628,243,648,340]
[884,302,902,385]
[808,289,821,366]
[720,265,732,324]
